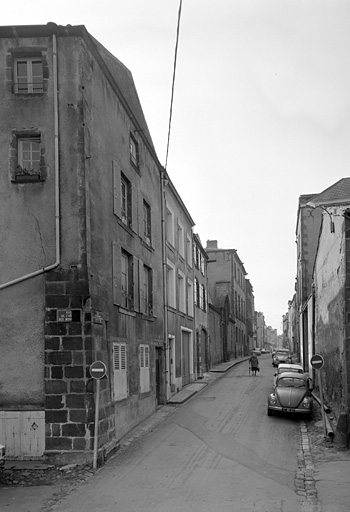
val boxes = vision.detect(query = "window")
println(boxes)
[121,250,134,310]
[121,172,132,227]
[186,234,192,267]
[199,283,204,309]
[177,221,185,258]
[178,270,186,313]
[143,200,151,245]
[112,343,128,400]
[166,260,176,308]
[165,202,175,246]
[139,344,150,393]
[194,277,199,306]
[141,264,153,315]
[200,253,205,276]
[187,279,194,317]
[202,284,207,312]
[16,136,42,179]
[14,57,43,94]
[193,243,198,268]
[129,133,139,169]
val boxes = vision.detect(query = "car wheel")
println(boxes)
[267,408,273,416]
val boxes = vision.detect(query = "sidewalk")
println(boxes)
[306,408,350,512]
[168,356,249,404]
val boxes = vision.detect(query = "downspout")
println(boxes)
[161,169,169,403]
[0,32,60,291]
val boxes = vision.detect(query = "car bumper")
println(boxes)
[268,405,311,415]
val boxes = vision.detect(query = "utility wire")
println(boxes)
[164,0,183,171]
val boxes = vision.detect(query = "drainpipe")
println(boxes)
[0,32,60,291]
[160,168,169,403]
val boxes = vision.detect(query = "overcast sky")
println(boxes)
[3,1,350,332]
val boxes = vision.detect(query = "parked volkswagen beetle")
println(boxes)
[267,372,313,417]
[272,349,292,367]
[273,363,304,385]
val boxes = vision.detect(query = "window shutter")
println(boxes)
[139,260,145,314]
[113,343,127,400]
[138,193,143,238]
[151,269,157,317]
[133,257,140,312]
[113,161,121,217]
[112,242,122,305]
[150,205,155,248]
[139,344,150,393]
[131,182,138,233]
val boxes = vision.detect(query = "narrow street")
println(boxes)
[48,356,309,512]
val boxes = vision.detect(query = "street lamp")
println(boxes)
[306,201,335,233]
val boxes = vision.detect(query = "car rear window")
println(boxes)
[278,377,305,388]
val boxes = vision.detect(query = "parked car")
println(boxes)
[267,372,313,417]
[253,348,261,356]
[272,349,292,367]
[261,348,268,354]
[273,363,304,385]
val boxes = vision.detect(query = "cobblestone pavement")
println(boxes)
[296,406,350,512]
[296,420,321,512]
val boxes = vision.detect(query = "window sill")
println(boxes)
[13,92,44,97]
[118,307,136,317]
[141,314,155,321]
[12,176,45,183]
[117,217,134,235]
[141,239,153,252]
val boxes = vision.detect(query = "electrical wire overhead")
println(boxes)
[164,0,183,172]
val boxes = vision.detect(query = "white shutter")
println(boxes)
[113,343,127,400]
[140,344,150,393]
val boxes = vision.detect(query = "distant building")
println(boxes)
[255,312,266,349]
[205,240,249,359]
[164,178,195,394]
[193,234,209,375]
[295,194,322,369]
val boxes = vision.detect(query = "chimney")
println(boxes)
[206,240,218,249]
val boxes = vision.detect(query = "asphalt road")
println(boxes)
[50,355,305,512]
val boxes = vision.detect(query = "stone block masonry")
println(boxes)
[44,270,94,463]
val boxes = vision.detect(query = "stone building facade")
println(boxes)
[0,23,165,463]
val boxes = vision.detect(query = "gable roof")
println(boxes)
[89,35,155,152]
[308,178,350,207]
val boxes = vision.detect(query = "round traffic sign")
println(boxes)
[90,360,107,379]
[310,354,324,370]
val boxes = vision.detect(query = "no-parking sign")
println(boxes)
[310,354,324,370]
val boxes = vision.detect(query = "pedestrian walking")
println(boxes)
[249,352,259,376]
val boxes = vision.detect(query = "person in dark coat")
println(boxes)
[249,353,259,376]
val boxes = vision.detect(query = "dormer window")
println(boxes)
[14,57,43,94]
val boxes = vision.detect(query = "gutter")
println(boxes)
[160,169,169,403]
[0,32,60,291]
[311,391,334,441]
